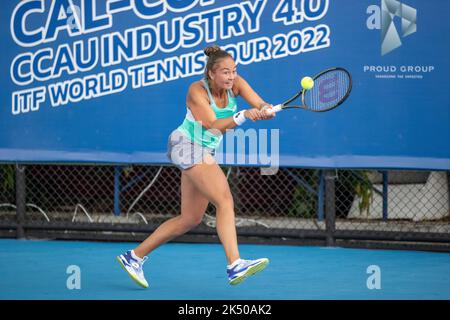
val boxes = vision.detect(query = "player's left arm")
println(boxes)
[234,75,272,111]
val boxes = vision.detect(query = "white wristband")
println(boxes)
[233,110,247,126]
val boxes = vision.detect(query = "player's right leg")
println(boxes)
[132,172,209,256]
[117,172,209,288]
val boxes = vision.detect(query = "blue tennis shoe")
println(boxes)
[227,258,269,285]
[117,250,149,288]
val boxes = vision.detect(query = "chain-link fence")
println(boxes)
[0,164,449,250]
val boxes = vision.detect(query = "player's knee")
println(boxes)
[180,214,203,229]
[190,215,204,227]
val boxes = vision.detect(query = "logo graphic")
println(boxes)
[367,0,417,55]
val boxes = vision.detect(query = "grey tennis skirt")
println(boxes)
[166,129,216,170]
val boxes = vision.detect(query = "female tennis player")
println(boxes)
[117,45,275,288]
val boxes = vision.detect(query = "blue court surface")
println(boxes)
[0,239,449,300]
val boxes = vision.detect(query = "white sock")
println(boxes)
[227,258,242,269]
[131,250,143,262]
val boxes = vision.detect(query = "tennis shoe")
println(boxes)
[117,250,149,288]
[227,258,269,285]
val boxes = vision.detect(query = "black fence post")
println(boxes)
[382,171,389,220]
[15,164,26,239]
[325,170,336,246]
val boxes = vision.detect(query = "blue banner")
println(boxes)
[1,0,449,169]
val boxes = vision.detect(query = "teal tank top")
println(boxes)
[177,79,237,149]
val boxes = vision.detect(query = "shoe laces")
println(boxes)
[134,256,148,274]
[234,259,250,270]
[130,254,148,268]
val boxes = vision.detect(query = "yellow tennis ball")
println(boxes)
[301,76,314,90]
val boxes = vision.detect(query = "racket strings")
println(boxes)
[304,70,351,111]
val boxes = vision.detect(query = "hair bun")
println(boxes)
[204,45,221,57]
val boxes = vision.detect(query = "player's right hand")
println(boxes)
[244,108,273,122]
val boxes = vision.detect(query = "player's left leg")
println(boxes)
[183,154,269,285]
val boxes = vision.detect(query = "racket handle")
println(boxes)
[266,104,282,114]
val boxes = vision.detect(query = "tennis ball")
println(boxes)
[301,76,314,90]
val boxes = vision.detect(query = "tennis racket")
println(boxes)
[268,67,352,114]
